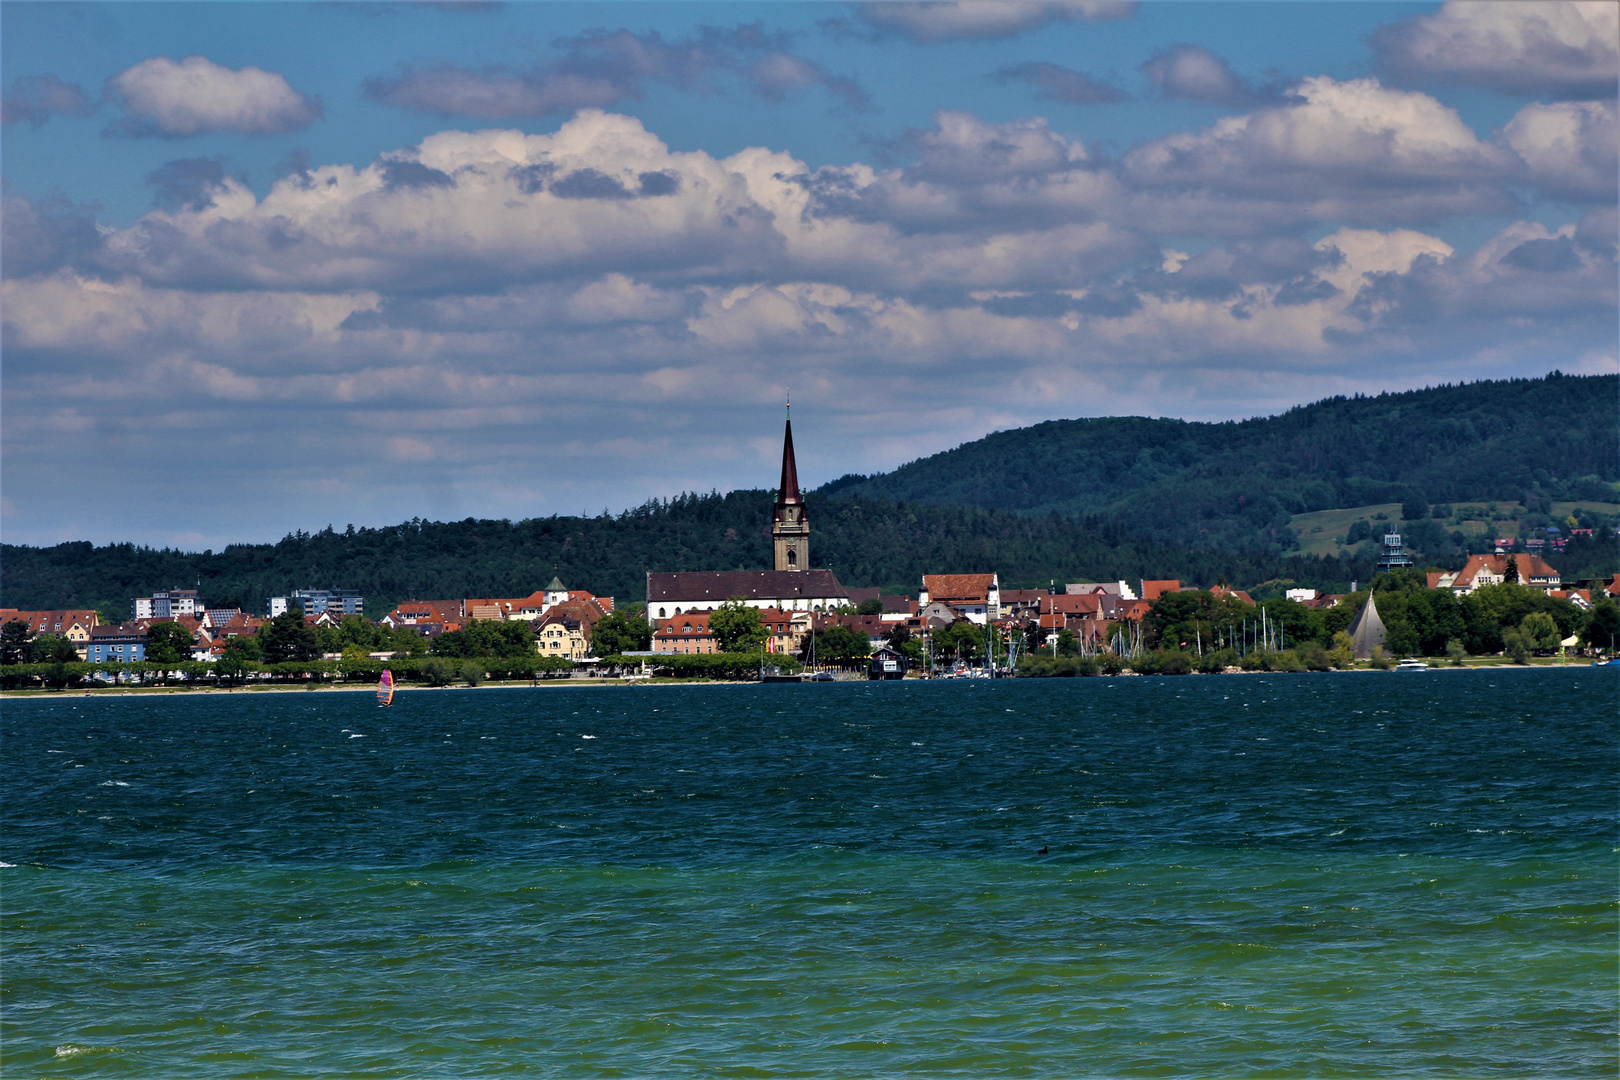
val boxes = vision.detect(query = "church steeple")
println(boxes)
[772,402,809,571]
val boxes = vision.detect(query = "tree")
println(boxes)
[259,611,319,663]
[1519,611,1560,652]
[1582,599,1620,652]
[932,620,983,662]
[32,635,82,664]
[145,621,196,663]
[592,609,652,655]
[1346,519,1372,544]
[1327,631,1355,669]
[709,599,767,652]
[222,634,263,661]
[1501,627,1531,664]
[1401,498,1428,521]
[1,620,31,666]
[806,624,869,664]
[856,597,884,616]
[432,619,535,659]
[886,623,911,649]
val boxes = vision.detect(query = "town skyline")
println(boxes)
[4,2,1616,550]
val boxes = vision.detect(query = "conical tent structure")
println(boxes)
[1346,591,1386,659]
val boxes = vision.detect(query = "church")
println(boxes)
[645,408,850,621]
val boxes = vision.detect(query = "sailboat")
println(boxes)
[377,669,395,707]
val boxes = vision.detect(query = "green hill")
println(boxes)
[5,373,1616,620]
[821,372,1618,555]
[5,492,1400,622]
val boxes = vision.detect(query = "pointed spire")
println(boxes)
[778,401,801,504]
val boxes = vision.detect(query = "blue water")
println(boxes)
[4,670,1615,1076]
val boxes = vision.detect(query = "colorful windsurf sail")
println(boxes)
[377,669,394,707]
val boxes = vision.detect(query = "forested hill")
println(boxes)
[822,372,1618,553]
[6,492,1398,623]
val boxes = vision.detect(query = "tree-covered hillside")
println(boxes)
[6,374,1616,619]
[823,372,1618,554]
[5,492,1395,621]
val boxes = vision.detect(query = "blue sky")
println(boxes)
[3,1,1616,549]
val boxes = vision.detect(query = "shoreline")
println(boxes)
[1,660,1601,698]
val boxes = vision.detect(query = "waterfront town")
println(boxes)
[4,417,1617,680]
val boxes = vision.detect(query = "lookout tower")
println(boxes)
[1376,531,1414,572]
[772,405,808,572]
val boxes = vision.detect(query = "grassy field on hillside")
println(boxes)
[1289,504,1404,557]
[1289,499,1619,558]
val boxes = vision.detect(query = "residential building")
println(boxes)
[133,589,201,620]
[536,597,610,659]
[1209,584,1256,605]
[1066,581,1139,600]
[87,623,147,663]
[380,599,465,636]
[1448,554,1561,595]
[653,610,719,654]
[268,589,363,618]
[1139,580,1180,602]
[465,581,613,622]
[919,574,999,625]
[998,589,1049,619]
[0,609,99,657]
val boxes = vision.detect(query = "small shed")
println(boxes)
[868,645,907,680]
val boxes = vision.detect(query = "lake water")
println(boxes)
[4,670,1614,1077]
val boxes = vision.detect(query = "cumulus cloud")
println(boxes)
[1140,45,1281,106]
[108,56,321,136]
[6,101,1612,545]
[1373,0,1618,99]
[365,24,867,118]
[1124,76,1520,225]
[993,61,1126,104]
[2,74,93,127]
[146,156,236,212]
[849,1,1135,42]
[1,186,104,279]
[1500,98,1618,203]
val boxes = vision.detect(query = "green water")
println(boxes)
[4,672,1615,1076]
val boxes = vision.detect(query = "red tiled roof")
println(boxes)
[1140,580,1180,601]
[654,611,716,638]
[922,574,995,602]
[1044,593,1103,616]
[1209,585,1254,604]
[386,599,465,624]
[1453,553,1561,589]
[0,609,99,635]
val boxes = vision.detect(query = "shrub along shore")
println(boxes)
[0,651,801,692]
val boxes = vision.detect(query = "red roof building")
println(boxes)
[1449,553,1561,594]
[919,573,1000,624]
[1139,580,1181,602]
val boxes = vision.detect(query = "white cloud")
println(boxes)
[1374,1,1619,99]
[1501,99,1618,203]
[5,102,1612,546]
[1141,45,1268,106]
[109,56,321,136]
[1124,77,1519,225]
[855,1,1135,42]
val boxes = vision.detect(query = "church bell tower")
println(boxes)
[772,405,809,571]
